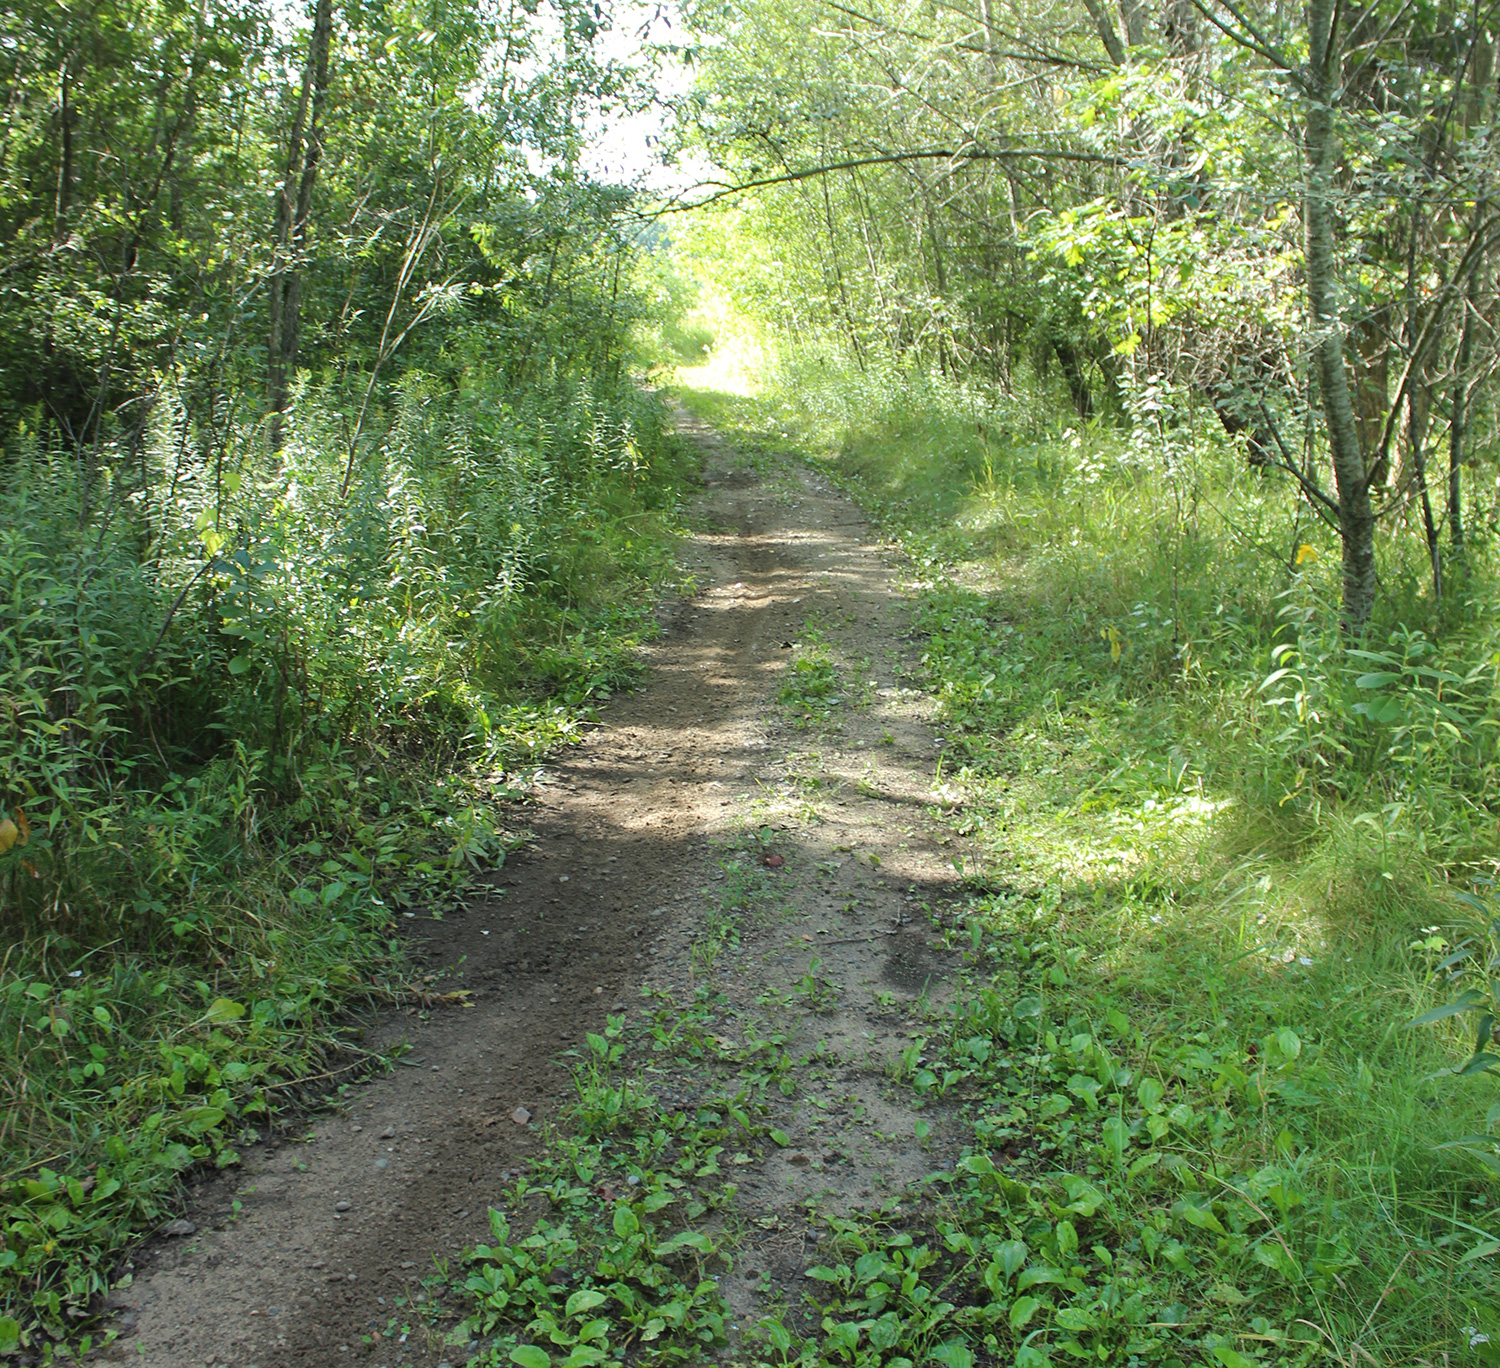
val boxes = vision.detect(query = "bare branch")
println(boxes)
[653,147,1126,215]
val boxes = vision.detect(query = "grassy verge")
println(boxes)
[666,373,1500,1366]
[0,378,696,1357]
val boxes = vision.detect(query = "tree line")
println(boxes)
[670,0,1500,631]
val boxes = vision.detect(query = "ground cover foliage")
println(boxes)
[0,376,691,1352]
[0,0,693,1350]
[669,363,1500,1366]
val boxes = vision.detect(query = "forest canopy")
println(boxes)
[667,0,1500,629]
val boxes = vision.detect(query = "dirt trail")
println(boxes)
[103,411,971,1368]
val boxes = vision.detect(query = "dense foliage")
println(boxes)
[669,0,1500,627]
[0,0,690,1350]
[673,376,1500,1367]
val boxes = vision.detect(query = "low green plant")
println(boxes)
[794,958,841,1013]
[780,635,846,726]
[464,1203,724,1368]
[460,992,798,1366]
[1410,895,1500,1180]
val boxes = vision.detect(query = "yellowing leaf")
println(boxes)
[0,818,17,854]
[1294,543,1319,566]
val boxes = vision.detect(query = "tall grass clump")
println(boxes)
[674,330,1500,1362]
[0,359,692,1349]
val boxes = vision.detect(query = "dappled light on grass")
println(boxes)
[679,368,1500,1366]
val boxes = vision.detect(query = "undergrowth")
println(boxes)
[458,997,793,1367]
[672,357,1500,1366]
[0,372,693,1355]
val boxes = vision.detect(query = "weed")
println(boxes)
[457,992,794,1366]
[779,632,846,726]
[794,959,841,1014]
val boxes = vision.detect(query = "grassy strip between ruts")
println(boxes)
[624,382,1500,1368]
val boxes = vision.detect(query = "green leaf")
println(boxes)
[1410,991,1487,1026]
[1178,1199,1226,1235]
[566,1289,607,1317]
[759,1316,792,1353]
[512,1347,551,1368]
[612,1205,640,1237]
[0,1316,19,1354]
[1017,1265,1066,1292]
[1458,1053,1500,1077]
[1252,1241,1303,1282]
[1010,1296,1042,1329]
[1212,1346,1258,1368]
[182,1106,226,1136]
[769,1129,790,1146]
[931,1339,974,1368]
[202,997,246,1025]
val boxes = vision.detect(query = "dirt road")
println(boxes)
[104,411,970,1368]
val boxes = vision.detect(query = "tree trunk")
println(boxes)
[1408,389,1441,603]
[54,58,74,243]
[1449,266,1478,556]
[1080,0,1127,65]
[267,0,333,453]
[820,171,865,372]
[1304,0,1376,632]
[1052,334,1092,419]
[1119,0,1148,48]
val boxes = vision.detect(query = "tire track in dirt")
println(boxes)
[101,410,972,1367]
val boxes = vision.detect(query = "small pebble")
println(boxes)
[335,1200,352,1212]
[380,1126,396,1138]
[512,1106,531,1125]
[160,1219,196,1237]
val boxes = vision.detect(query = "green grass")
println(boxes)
[672,363,1500,1367]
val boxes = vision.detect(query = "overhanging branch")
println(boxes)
[653,148,1126,214]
